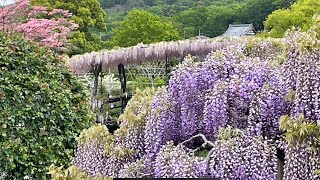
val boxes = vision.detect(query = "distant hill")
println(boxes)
[100,0,249,10]
[99,0,295,43]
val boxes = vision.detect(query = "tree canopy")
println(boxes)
[100,0,298,40]
[0,0,78,53]
[0,33,93,179]
[30,0,107,55]
[264,0,320,37]
[112,9,181,47]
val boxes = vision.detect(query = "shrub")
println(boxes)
[0,34,94,179]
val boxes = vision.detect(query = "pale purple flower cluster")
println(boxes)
[283,138,320,180]
[118,157,147,178]
[157,43,287,143]
[281,32,320,121]
[73,142,113,177]
[155,141,207,178]
[203,81,229,140]
[247,85,289,138]
[208,134,278,180]
[144,87,173,174]
[168,60,206,141]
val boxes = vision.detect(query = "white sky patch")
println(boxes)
[1,0,15,6]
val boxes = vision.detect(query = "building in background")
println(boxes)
[222,24,256,36]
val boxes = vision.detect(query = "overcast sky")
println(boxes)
[1,0,15,6]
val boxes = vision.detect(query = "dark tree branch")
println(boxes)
[205,147,215,164]
[181,133,214,149]
[179,133,216,168]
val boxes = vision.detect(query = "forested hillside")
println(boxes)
[100,0,295,42]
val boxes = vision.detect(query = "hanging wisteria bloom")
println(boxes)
[67,26,320,179]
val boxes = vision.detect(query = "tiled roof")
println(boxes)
[222,24,256,36]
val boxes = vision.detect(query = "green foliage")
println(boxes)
[272,0,296,9]
[279,113,320,176]
[48,165,87,180]
[264,0,320,37]
[0,34,93,179]
[279,114,319,148]
[174,5,240,38]
[76,124,117,157]
[175,0,294,38]
[127,76,166,91]
[100,0,249,11]
[77,124,114,146]
[236,0,275,30]
[284,89,296,103]
[102,0,296,40]
[117,87,155,126]
[47,164,113,180]
[99,0,128,8]
[218,126,242,141]
[194,149,209,158]
[112,9,181,47]
[311,14,320,37]
[30,0,107,55]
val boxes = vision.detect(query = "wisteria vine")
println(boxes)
[68,28,320,179]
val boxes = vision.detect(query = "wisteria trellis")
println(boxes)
[67,37,241,74]
[71,29,320,179]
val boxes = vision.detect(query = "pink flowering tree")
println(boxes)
[0,0,78,53]
[0,0,28,30]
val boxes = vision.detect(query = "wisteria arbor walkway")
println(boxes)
[67,37,239,124]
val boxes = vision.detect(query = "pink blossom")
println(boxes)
[28,6,48,18]
[0,0,77,53]
[48,9,71,18]
[0,0,28,30]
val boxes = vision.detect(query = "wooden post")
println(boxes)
[92,63,102,122]
[277,158,284,180]
[118,64,127,112]
[277,148,285,180]
[92,63,102,97]
[165,54,169,85]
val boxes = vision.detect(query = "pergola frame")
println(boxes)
[67,37,241,122]
[67,37,240,74]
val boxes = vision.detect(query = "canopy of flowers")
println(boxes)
[67,38,240,73]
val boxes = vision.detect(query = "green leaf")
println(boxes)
[279,115,290,130]
[0,34,94,179]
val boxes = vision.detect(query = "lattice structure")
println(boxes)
[126,61,170,90]
[76,60,172,127]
